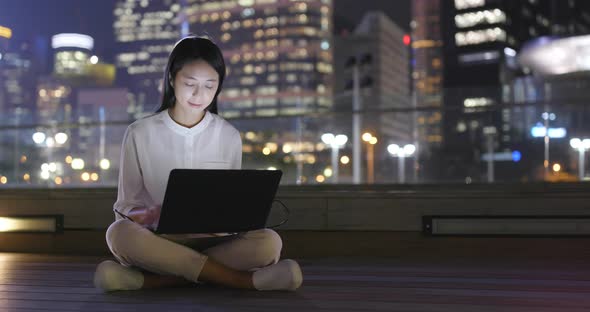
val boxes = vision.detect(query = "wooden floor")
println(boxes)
[1,253,590,312]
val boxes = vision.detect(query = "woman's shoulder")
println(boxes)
[126,111,165,133]
[209,113,240,137]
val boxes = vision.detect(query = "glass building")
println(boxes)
[183,0,333,118]
[113,0,183,119]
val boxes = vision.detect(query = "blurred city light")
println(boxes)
[340,156,350,165]
[361,132,373,142]
[282,144,293,153]
[48,163,57,172]
[530,124,567,138]
[81,172,90,181]
[51,33,94,50]
[71,158,85,170]
[54,133,68,144]
[46,137,55,147]
[32,132,46,144]
[99,159,111,170]
[387,144,400,156]
[519,34,590,76]
[0,26,12,39]
[90,173,99,181]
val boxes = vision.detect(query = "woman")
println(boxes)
[94,36,302,292]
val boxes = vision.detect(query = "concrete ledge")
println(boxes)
[1,230,589,259]
[3,183,590,230]
[1,183,590,255]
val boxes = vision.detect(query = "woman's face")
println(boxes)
[172,59,219,115]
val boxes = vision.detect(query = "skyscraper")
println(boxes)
[184,0,333,118]
[333,11,410,182]
[113,0,183,118]
[0,34,36,126]
[440,0,590,181]
[411,0,443,155]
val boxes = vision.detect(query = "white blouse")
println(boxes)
[113,110,242,220]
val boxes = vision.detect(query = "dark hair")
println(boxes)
[157,36,226,114]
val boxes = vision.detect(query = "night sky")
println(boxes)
[0,0,410,61]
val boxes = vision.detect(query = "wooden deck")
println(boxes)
[2,253,590,311]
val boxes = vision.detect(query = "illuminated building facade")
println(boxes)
[0,26,35,125]
[332,11,410,182]
[441,0,590,181]
[36,79,72,125]
[334,11,410,139]
[52,33,94,76]
[113,0,183,118]
[184,0,333,118]
[411,0,443,153]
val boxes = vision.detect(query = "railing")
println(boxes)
[1,84,590,187]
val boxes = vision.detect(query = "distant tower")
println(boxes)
[51,33,94,76]
[113,0,182,118]
[411,0,444,181]
[184,0,334,118]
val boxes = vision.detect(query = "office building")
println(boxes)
[113,0,183,118]
[184,0,333,118]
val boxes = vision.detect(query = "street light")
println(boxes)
[345,53,372,184]
[32,132,46,144]
[387,143,416,184]
[321,133,348,183]
[570,137,590,181]
[54,132,68,145]
[362,132,378,184]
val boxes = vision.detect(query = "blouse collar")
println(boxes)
[162,109,213,136]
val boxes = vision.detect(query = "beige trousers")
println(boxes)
[106,219,282,283]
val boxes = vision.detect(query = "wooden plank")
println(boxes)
[2,253,590,311]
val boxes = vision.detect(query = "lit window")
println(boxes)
[455,9,507,28]
[455,28,506,46]
[458,50,500,64]
[454,0,485,10]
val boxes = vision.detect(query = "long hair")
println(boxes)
[157,36,226,114]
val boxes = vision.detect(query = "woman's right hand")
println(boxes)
[128,205,161,228]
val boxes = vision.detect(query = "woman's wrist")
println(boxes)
[127,207,148,225]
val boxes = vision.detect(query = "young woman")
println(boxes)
[94,36,302,292]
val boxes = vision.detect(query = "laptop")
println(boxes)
[154,169,283,234]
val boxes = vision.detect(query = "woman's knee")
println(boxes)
[256,229,283,264]
[106,219,141,251]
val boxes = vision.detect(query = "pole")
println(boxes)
[352,64,362,184]
[331,146,339,183]
[486,134,494,183]
[399,156,405,184]
[99,107,106,162]
[544,119,550,180]
[579,148,585,181]
[543,84,551,180]
[367,144,374,184]
[14,109,20,185]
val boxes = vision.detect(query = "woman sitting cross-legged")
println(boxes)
[93,36,303,292]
